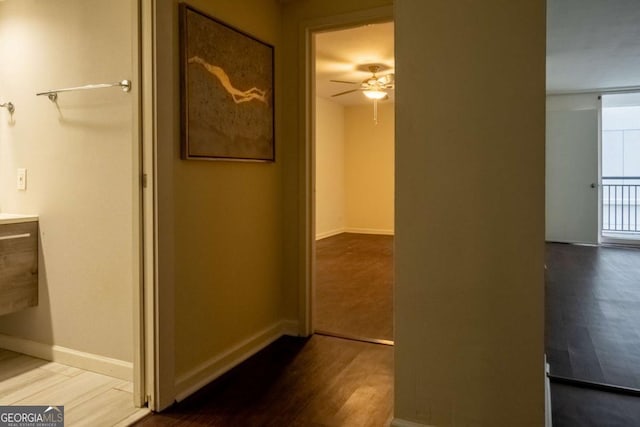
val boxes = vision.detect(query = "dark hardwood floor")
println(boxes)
[546,242,640,388]
[551,383,640,427]
[134,335,393,427]
[134,240,640,427]
[315,233,393,341]
[546,242,640,426]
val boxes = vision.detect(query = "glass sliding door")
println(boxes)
[601,93,640,243]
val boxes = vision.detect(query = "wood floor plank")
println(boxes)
[134,335,393,427]
[65,388,140,427]
[0,349,20,361]
[552,383,640,427]
[112,409,152,427]
[0,368,68,405]
[546,242,640,425]
[0,355,47,382]
[308,343,392,426]
[40,361,84,377]
[315,233,394,341]
[113,380,134,393]
[15,371,124,408]
[335,385,383,426]
[546,243,640,387]
[0,351,142,426]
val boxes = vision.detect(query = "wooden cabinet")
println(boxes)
[0,221,38,316]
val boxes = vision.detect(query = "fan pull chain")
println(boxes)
[373,99,378,124]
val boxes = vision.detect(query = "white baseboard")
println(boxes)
[281,319,300,336]
[391,418,430,427]
[0,333,132,381]
[316,228,395,240]
[344,227,394,235]
[174,319,299,402]
[315,228,345,240]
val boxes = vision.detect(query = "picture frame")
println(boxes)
[179,4,275,162]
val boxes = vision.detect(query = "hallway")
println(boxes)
[134,335,393,426]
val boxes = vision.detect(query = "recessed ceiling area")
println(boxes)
[547,0,640,92]
[315,22,394,106]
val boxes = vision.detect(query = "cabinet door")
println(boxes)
[0,222,38,316]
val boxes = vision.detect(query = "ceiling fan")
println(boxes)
[330,65,395,100]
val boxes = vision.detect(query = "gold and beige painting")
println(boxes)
[182,6,274,161]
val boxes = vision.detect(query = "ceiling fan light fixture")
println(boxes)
[363,89,386,100]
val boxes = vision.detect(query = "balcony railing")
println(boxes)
[602,177,640,233]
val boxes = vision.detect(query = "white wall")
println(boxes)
[546,94,599,243]
[315,99,394,238]
[395,1,545,425]
[345,102,394,234]
[0,0,135,368]
[315,97,345,238]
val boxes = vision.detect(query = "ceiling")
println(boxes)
[315,22,394,106]
[602,92,640,108]
[315,1,640,101]
[547,0,640,93]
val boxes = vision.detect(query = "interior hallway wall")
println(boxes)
[344,102,394,234]
[315,100,394,239]
[0,0,134,370]
[155,0,285,400]
[394,0,546,425]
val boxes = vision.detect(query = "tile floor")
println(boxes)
[0,348,149,426]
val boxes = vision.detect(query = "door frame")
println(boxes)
[134,0,161,408]
[139,0,177,411]
[132,0,145,407]
[298,6,394,336]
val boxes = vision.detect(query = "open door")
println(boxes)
[546,95,599,244]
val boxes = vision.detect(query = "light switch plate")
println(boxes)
[17,168,26,190]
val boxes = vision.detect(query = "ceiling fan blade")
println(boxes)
[331,89,360,97]
[330,80,358,84]
[378,73,395,85]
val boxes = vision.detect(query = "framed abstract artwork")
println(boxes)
[179,4,275,161]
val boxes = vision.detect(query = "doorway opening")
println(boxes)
[0,0,149,419]
[312,22,395,345]
[600,92,640,244]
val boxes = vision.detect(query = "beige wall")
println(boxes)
[0,0,135,363]
[394,1,545,425]
[315,99,393,238]
[345,102,394,233]
[315,97,346,238]
[155,0,285,390]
